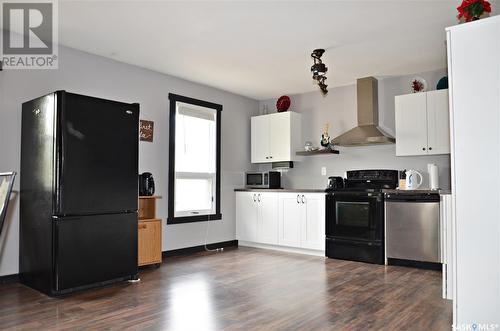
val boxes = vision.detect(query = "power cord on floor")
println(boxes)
[204,213,224,253]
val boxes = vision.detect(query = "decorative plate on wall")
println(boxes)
[276,95,291,112]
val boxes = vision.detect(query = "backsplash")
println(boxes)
[258,68,451,190]
[259,144,451,190]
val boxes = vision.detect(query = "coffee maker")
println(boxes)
[139,172,155,196]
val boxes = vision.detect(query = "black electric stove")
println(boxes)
[325,170,398,264]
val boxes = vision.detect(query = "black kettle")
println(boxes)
[139,172,155,196]
[328,176,344,189]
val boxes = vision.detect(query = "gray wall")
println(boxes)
[259,69,451,189]
[0,46,258,276]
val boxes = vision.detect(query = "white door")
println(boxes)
[251,115,270,163]
[257,192,279,245]
[300,193,325,250]
[269,112,291,162]
[426,90,450,155]
[395,93,429,156]
[278,193,302,247]
[236,192,258,242]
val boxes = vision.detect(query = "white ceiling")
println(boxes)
[56,1,487,100]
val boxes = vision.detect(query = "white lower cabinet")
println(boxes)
[236,191,325,252]
[236,192,259,242]
[300,194,325,250]
[257,193,279,245]
[278,193,303,247]
[279,193,325,250]
[236,192,278,244]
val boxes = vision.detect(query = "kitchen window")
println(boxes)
[168,93,222,224]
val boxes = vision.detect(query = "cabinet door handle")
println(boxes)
[422,147,426,151]
[429,147,433,151]
[253,194,257,202]
[296,195,300,204]
[301,195,305,204]
[269,156,273,159]
[258,194,261,203]
[265,156,269,159]
[138,224,147,229]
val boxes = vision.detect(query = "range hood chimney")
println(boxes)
[332,77,395,146]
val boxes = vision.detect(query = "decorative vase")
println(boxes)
[436,77,448,90]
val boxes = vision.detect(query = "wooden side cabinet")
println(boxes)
[138,196,162,267]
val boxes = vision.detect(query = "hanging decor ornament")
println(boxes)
[310,49,328,95]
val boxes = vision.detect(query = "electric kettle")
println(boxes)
[327,176,344,189]
[405,170,423,190]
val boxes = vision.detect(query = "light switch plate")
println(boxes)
[321,167,327,176]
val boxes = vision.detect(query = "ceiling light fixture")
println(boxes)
[311,49,328,95]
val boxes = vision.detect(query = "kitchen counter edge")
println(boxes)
[234,188,326,193]
[382,189,451,195]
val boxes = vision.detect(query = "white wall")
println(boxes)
[258,69,451,189]
[0,46,258,276]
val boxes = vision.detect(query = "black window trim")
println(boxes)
[168,93,222,224]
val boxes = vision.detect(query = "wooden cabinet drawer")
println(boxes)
[138,219,162,266]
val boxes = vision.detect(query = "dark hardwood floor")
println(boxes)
[0,247,452,330]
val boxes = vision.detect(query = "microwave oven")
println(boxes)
[245,171,281,189]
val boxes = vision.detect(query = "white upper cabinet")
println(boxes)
[395,90,450,156]
[395,93,428,156]
[251,112,302,163]
[426,90,450,155]
[251,115,270,163]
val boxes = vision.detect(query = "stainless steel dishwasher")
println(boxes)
[385,192,440,264]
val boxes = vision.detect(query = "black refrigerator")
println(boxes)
[20,91,139,296]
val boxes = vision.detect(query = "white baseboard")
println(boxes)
[239,241,325,257]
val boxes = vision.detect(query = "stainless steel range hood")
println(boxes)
[332,77,395,146]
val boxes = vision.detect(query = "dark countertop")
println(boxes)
[234,188,326,193]
[235,188,451,194]
[382,189,451,195]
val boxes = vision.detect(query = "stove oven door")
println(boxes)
[326,191,383,242]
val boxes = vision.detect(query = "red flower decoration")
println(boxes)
[457,0,492,22]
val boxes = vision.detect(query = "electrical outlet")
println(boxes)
[321,167,327,176]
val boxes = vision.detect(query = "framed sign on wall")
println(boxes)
[140,120,154,142]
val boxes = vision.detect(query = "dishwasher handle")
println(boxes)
[385,194,440,202]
